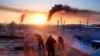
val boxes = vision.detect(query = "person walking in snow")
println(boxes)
[58,36,65,50]
[35,34,44,50]
[46,35,56,56]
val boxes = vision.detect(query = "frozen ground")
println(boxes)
[0,27,99,56]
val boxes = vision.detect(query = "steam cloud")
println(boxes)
[0,6,34,23]
[48,4,100,21]
[0,5,23,13]
[0,5,35,14]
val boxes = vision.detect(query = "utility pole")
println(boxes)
[87,18,89,29]
[63,19,65,30]
[60,18,63,30]
[57,19,59,28]
[80,20,82,31]
[64,19,65,25]
[60,18,62,25]
[85,18,89,45]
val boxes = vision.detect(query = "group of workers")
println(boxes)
[35,34,65,56]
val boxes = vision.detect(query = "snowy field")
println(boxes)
[0,26,100,56]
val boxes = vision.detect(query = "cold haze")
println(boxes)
[0,0,100,25]
[0,0,100,56]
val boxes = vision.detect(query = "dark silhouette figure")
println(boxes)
[35,34,44,50]
[58,36,65,50]
[46,35,56,56]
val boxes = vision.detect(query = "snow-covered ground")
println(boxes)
[0,26,100,56]
[28,27,95,55]
[34,27,99,55]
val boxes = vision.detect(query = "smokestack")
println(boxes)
[48,4,100,21]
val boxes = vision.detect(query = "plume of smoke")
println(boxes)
[0,5,23,13]
[0,5,35,14]
[48,4,100,21]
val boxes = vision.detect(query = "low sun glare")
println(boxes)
[32,13,47,25]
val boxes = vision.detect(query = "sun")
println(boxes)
[32,13,47,25]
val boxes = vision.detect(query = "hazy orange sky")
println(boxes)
[0,0,100,25]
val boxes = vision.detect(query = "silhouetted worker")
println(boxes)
[46,35,56,56]
[58,36,65,50]
[35,34,44,50]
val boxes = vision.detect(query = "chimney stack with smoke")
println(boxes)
[47,4,100,21]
